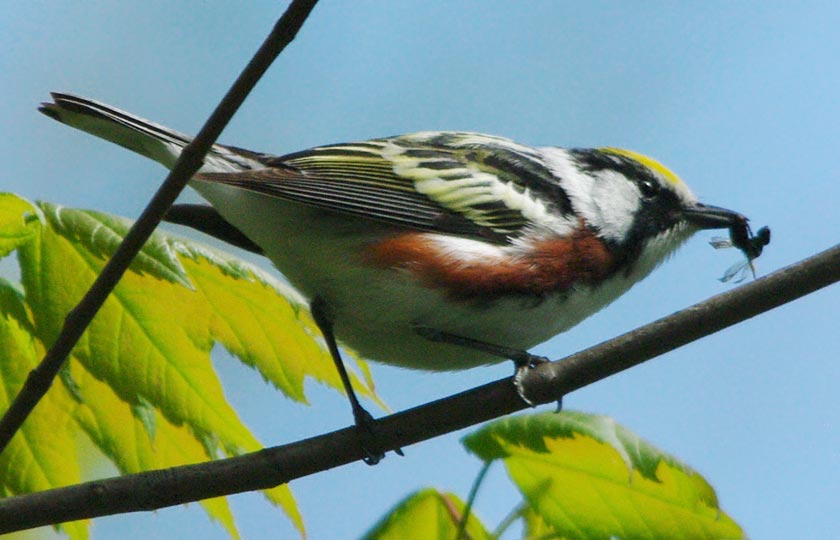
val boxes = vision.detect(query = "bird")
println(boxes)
[40,92,767,462]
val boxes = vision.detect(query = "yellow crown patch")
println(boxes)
[600,147,683,187]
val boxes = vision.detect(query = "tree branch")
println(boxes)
[0,0,320,455]
[1,242,837,534]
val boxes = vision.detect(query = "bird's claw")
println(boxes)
[353,407,402,465]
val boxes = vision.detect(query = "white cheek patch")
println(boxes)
[546,159,640,242]
[589,170,641,241]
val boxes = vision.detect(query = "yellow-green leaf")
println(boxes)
[463,411,745,540]
[72,357,303,537]
[0,193,41,258]
[26,203,378,408]
[362,488,490,540]
[41,201,190,287]
[178,249,374,406]
[263,484,305,538]
[16,202,377,449]
[0,194,393,536]
[5,200,389,536]
[522,505,565,540]
[18,208,256,455]
[70,359,241,538]
[0,279,88,540]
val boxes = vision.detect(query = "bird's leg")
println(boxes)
[413,325,556,409]
[413,326,549,368]
[311,297,386,465]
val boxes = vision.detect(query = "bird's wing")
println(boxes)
[39,94,575,241]
[197,132,576,242]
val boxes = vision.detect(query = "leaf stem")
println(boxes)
[455,460,492,540]
[491,500,528,539]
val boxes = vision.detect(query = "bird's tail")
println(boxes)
[39,93,262,173]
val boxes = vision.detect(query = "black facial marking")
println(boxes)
[571,149,685,272]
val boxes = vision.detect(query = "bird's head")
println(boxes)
[552,147,755,279]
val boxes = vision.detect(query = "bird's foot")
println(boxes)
[414,325,554,408]
[351,405,404,466]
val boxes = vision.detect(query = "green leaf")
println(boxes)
[27,202,379,408]
[0,193,41,258]
[175,243,379,406]
[522,505,565,540]
[362,488,490,540]
[0,198,389,537]
[0,279,88,540]
[17,201,378,446]
[463,411,745,540]
[70,359,241,538]
[38,202,191,287]
[17,202,379,535]
[18,205,258,456]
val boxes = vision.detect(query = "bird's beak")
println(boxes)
[681,203,746,230]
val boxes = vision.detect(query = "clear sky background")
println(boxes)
[2,2,839,539]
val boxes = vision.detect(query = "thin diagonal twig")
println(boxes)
[0,0,320,455]
[0,242,836,533]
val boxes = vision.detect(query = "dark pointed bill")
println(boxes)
[682,203,745,230]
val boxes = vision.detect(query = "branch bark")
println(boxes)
[1,242,837,534]
[0,0,320,455]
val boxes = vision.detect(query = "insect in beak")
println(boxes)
[683,203,771,282]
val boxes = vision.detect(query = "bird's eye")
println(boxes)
[639,179,659,198]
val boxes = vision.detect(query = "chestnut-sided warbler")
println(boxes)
[40,93,768,459]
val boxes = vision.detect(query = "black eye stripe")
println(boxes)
[570,149,665,194]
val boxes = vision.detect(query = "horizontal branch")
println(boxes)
[1,242,837,533]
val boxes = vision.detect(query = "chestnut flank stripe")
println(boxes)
[364,227,615,299]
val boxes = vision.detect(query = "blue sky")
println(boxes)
[2,2,839,539]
